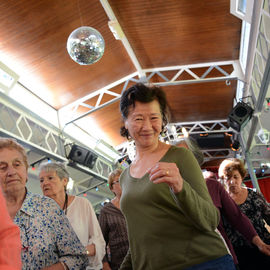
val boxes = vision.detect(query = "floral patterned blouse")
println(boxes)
[225,188,270,247]
[14,191,88,270]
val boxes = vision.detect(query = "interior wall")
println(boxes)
[245,177,270,202]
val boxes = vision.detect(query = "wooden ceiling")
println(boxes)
[0,0,242,148]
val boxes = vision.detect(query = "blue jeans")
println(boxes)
[185,255,236,270]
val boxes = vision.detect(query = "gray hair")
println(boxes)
[185,138,204,166]
[38,161,69,180]
[175,137,204,166]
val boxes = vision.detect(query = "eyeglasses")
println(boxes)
[111,180,119,186]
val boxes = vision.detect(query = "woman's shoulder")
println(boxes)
[119,166,130,181]
[72,196,95,211]
[100,202,122,217]
[247,187,268,202]
[26,192,59,208]
[246,187,259,197]
[169,145,189,153]
[100,202,113,212]
[164,145,194,163]
[161,145,187,158]
[25,192,62,216]
[206,178,223,190]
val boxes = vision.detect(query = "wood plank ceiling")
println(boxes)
[0,0,241,148]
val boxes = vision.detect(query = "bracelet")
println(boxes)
[60,261,68,270]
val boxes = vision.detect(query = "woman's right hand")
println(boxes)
[148,162,184,193]
[102,261,112,270]
[86,243,96,256]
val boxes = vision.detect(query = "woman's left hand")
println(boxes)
[252,235,270,256]
[258,243,270,256]
[147,162,183,193]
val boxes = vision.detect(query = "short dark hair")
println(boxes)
[119,83,170,138]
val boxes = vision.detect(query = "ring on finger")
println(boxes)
[166,170,169,176]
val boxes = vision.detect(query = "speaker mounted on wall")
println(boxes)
[227,102,253,132]
[67,144,98,169]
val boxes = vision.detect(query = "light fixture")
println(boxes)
[257,128,270,144]
[30,157,52,171]
[230,132,241,151]
[108,20,124,40]
[231,140,240,151]
[166,124,177,141]
[67,26,105,65]
[0,61,19,91]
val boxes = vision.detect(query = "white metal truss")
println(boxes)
[0,92,114,183]
[170,120,237,162]
[59,60,243,128]
[240,0,270,189]
[166,119,233,136]
[202,148,235,162]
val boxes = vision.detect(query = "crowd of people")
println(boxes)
[1,83,270,269]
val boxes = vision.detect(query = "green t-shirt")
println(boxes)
[120,146,228,270]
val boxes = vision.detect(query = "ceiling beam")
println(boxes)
[99,0,146,79]
[59,60,241,127]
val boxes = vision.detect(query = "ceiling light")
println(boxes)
[108,20,124,40]
[0,61,19,91]
[231,140,240,151]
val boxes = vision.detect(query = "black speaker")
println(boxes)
[193,134,226,149]
[227,102,253,132]
[67,145,97,169]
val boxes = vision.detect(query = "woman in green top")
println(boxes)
[118,83,235,270]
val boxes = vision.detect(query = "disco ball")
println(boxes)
[67,26,105,65]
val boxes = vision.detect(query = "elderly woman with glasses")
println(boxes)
[218,158,270,270]
[99,168,129,270]
[0,138,88,270]
[39,161,105,270]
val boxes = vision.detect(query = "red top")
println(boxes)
[0,189,22,270]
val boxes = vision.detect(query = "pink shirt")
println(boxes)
[0,189,22,270]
